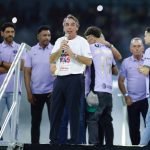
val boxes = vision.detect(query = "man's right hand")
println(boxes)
[98,38,111,47]
[125,96,133,106]
[60,40,68,51]
[27,93,37,105]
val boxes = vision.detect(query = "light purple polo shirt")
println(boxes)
[90,43,116,94]
[120,56,149,102]
[0,41,23,92]
[25,43,54,94]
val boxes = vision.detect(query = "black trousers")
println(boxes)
[127,98,148,145]
[31,93,51,144]
[50,74,84,144]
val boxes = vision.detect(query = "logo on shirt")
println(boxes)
[144,57,150,60]
[102,83,106,89]
[13,50,17,54]
[102,83,112,89]
[60,50,70,63]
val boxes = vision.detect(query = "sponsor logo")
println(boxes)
[13,50,17,54]
[60,51,70,63]
[102,83,112,89]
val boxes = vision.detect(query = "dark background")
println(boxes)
[0,0,150,58]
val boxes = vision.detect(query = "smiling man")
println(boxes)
[50,14,92,144]
[0,22,24,141]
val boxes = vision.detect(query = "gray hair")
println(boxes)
[63,14,80,28]
[130,37,143,47]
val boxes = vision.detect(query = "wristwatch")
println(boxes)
[110,44,114,49]
[124,93,129,97]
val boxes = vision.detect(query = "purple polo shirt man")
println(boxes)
[25,43,54,93]
[120,56,149,101]
[0,41,21,92]
[0,41,22,141]
[0,22,24,141]
[24,25,54,144]
[118,37,149,145]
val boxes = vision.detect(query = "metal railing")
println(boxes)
[0,43,31,141]
[118,93,128,146]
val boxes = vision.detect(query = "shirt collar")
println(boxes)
[2,41,16,48]
[131,55,144,61]
[37,43,52,50]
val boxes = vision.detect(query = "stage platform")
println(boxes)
[0,142,150,150]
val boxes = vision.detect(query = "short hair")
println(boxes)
[84,26,102,38]
[37,25,50,34]
[63,14,80,28]
[1,22,16,32]
[146,27,150,33]
[130,37,143,46]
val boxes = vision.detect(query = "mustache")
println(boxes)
[7,35,14,38]
[43,39,49,42]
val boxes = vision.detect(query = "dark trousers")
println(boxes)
[31,93,51,144]
[58,93,86,144]
[87,92,114,145]
[50,74,84,144]
[127,98,148,145]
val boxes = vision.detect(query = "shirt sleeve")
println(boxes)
[24,51,32,68]
[51,38,61,54]
[81,39,92,58]
[119,60,127,78]
[143,48,150,67]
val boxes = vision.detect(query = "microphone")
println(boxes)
[64,33,69,40]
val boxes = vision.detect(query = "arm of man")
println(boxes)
[64,44,92,66]
[73,55,92,66]
[1,61,11,70]
[110,45,122,61]
[0,66,8,74]
[118,75,133,106]
[50,63,57,76]
[112,65,118,75]
[1,59,24,71]
[50,39,68,63]
[98,38,122,60]
[24,67,36,104]
[50,49,62,63]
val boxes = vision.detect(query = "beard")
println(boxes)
[5,36,13,43]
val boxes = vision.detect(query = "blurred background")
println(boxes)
[0,0,150,58]
[0,0,149,145]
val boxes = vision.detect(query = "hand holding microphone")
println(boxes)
[60,40,74,58]
[60,33,69,51]
[60,40,68,53]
